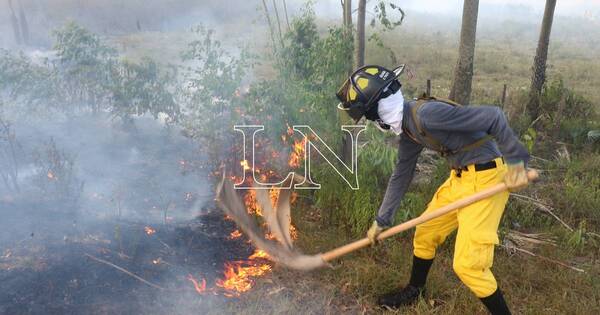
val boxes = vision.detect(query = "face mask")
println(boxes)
[376,89,404,135]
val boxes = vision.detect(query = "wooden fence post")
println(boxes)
[501,84,507,108]
[426,79,431,97]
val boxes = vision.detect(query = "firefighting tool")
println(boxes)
[215,170,539,271]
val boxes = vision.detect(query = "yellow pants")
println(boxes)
[413,157,509,298]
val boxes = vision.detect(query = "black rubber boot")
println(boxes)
[377,256,433,308]
[408,255,433,288]
[480,289,512,315]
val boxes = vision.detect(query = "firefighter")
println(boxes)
[336,65,530,315]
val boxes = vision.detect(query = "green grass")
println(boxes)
[107,12,600,314]
[222,183,600,314]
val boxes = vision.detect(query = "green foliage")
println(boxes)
[521,127,537,153]
[263,6,352,138]
[0,23,180,122]
[566,221,588,253]
[109,57,179,122]
[0,49,58,110]
[370,1,405,30]
[52,22,116,111]
[539,78,598,146]
[561,155,600,223]
[540,78,594,120]
[178,25,250,167]
[313,129,398,236]
[312,132,450,237]
[53,22,117,67]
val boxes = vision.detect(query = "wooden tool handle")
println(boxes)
[320,169,539,262]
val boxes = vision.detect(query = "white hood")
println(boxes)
[377,89,404,135]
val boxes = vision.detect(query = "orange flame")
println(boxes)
[215,261,271,297]
[240,159,250,171]
[47,171,56,180]
[144,226,156,235]
[229,230,242,239]
[248,249,269,260]
[288,138,307,168]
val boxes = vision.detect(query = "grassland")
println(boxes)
[110,11,600,314]
[215,16,600,315]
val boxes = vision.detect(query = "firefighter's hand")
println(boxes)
[504,161,528,192]
[367,221,384,245]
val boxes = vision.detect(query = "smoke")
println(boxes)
[0,110,258,313]
[1,112,210,234]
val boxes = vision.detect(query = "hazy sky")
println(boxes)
[307,0,600,17]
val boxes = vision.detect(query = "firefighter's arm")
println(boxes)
[375,134,423,227]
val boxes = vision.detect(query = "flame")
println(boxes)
[288,138,307,168]
[243,189,261,216]
[229,230,242,239]
[248,249,269,260]
[215,261,271,297]
[210,139,308,297]
[187,274,207,294]
[47,171,56,180]
[240,159,250,171]
[144,226,156,235]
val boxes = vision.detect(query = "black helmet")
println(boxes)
[336,64,404,122]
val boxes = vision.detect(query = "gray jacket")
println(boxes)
[375,100,530,227]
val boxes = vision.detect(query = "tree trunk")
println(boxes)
[343,0,352,30]
[272,0,284,44]
[449,0,479,105]
[354,0,366,69]
[343,0,353,75]
[261,0,277,52]
[527,0,557,121]
[18,0,29,45]
[341,0,356,164]
[282,0,290,29]
[8,0,22,45]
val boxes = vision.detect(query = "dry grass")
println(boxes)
[223,203,600,314]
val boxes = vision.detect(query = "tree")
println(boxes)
[342,0,353,75]
[18,1,30,45]
[8,0,22,45]
[354,0,366,68]
[449,0,479,105]
[527,0,557,121]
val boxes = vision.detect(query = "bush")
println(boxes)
[312,127,449,237]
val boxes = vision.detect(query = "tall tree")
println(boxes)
[340,0,354,163]
[282,0,290,29]
[261,0,278,50]
[354,0,366,68]
[527,0,557,121]
[449,0,479,105]
[272,0,284,44]
[342,0,353,75]
[8,0,22,45]
[18,0,30,45]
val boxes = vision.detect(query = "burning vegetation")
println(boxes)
[0,111,309,313]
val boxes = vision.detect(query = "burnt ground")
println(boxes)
[0,207,260,315]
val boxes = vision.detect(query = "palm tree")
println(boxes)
[449,0,479,105]
[527,0,557,121]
